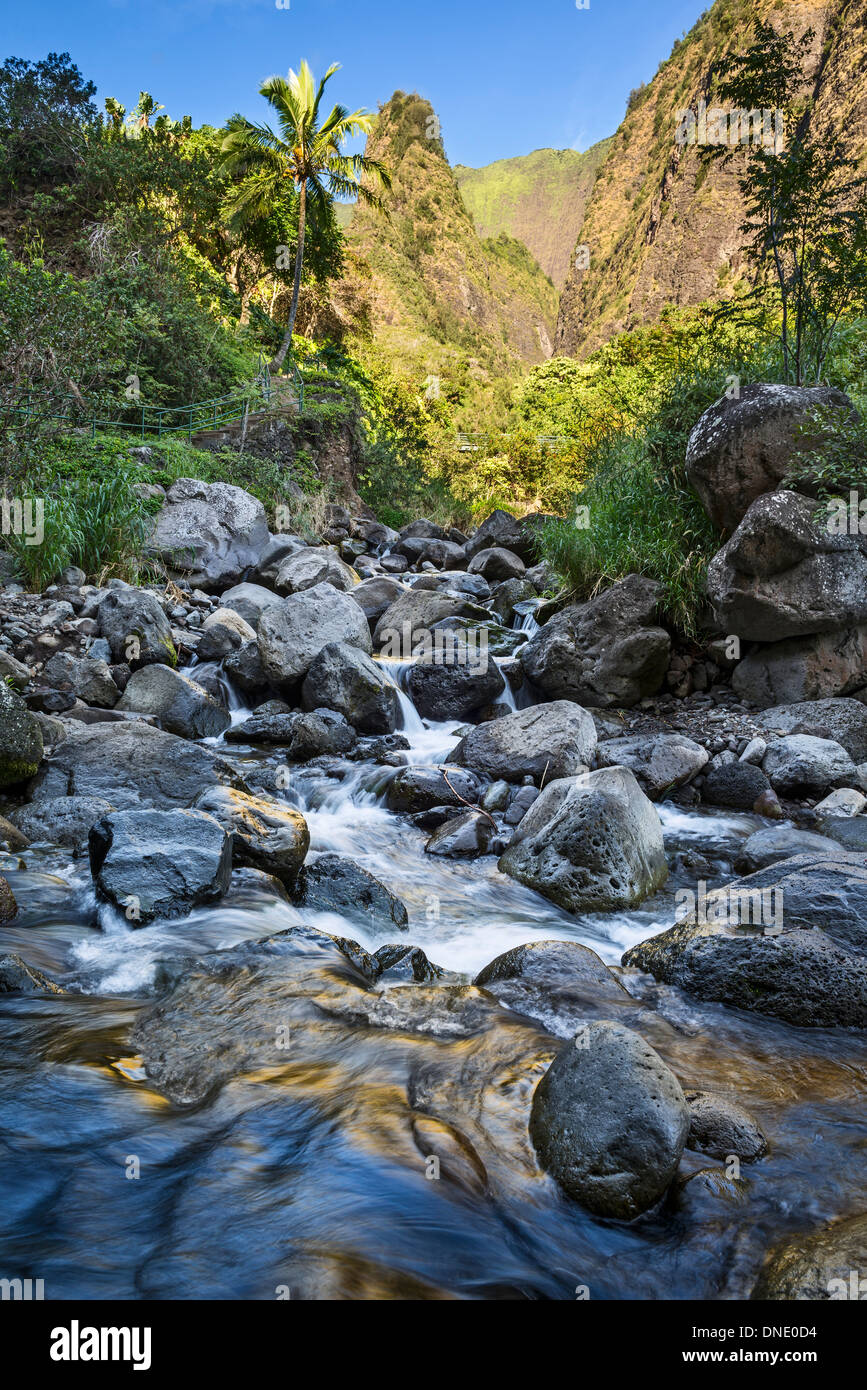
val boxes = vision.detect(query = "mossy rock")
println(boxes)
[0,682,43,788]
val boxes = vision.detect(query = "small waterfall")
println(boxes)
[512,599,541,639]
[182,659,251,729]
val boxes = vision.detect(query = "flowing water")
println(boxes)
[1,639,865,1300]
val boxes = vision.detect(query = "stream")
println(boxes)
[1,630,866,1301]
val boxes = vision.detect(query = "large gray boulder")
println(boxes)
[220,582,283,629]
[42,652,119,709]
[148,479,269,590]
[474,939,630,1037]
[301,642,400,734]
[707,491,867,641]
[97,588,177,669]
[761,734,858,795]
[258,583,371,692]
[624,852,867,1027]
[752,1214,867,1299]
[194,786,309,885]
[406,645,505,721]
[89,808,233,922]
[117,665,230,739]
[448,701,597,785]
[10,795,114,856]
[755,699,867,763]
[519,576,671,708]
[685,1091,767,1162]
[685,383,854,533]
[351,577,405,627]
[596,733,708,799]
[385,765,482,814]
[273,547,358,596]
[466,547,525,582]
[196,607,256,661]
[373,589,487,649]
[0,682,43,787]
[27,721,244,810]
[295,853,408,931]
[529,1021,690,1218]
[499,767,668,912]
[733,626,867,707]
[464,508,551,563]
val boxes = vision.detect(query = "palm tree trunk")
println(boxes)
[271,180,306,373]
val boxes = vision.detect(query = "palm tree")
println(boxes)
[221,61,390,372]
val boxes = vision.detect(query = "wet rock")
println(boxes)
[351,576,405,627]
[0,814,28,850]
[148,478,270,590]
[89,807,233,923]
[258,583,371,692]
[701,760,772,811]
[489,578,537,623]
[220,581,283,629]
[410,1115,488,1196]
[295,853,408,931]
[448,701,596,785]
[249,533,306,587]
[194,786,309,885]
[596,733,708,800]
[196,608,256,661]
[10,796,114,856]
[520,575,671,708]
[0,875,18,922]
[755,698,867,763]
[762,734,857,795]
[732,626,867,707]
[374,944,443,982]
[503,783,540,825]
[0,649,31,690]
[372,589,486,649]
[499,767,668,913]
[406,646,505,721]
[685,383,853,533]
[814,787,867,819]
[529,1021,690,1218]
[27,721,245,811]
[425,810,495,858]
[223,639,269,696]
[41,652,119,709]
[467,547,525,582]
[624,852,867,1027]
[385,765,482,815]
[0,952,62,993]
[751,1214,867,1300]
[395,536,467,569]
[117,665,230,739]
[676,1167,749,1217]
[735,825,840,873]
[475,940,630,1036]
[685,1091,767,1162]
[97,589,177,669]
[302,642,400,734]
[0,681,43,787]
[273,546,358,595]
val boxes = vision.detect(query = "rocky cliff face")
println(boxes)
[454,142,612,290]
[338,92,559,387]
[555,0,864,359]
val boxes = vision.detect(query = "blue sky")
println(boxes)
[5,0,708,167]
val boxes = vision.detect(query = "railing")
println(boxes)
[1,352,305,441]
[455,432,577,452]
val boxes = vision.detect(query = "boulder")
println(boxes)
[755,698,867,763]
[373,589,486,649]
[425,810,495,857]
[701,760,772,811]
[474,939,630,1035]
[385,765,482,814]
[733,626,867,707]
[250,534,306,587]
[735,825,840,873]
[226,706,356,758]
[223,640,269,696]
[751,1214,867,1300]
[295,853,408,931]
[624,852,867,1027]
[374,944,443,982]
[117,665,230,739]
[301,642,400,734]
[351,577,405,627]
[148,478,270,590]
[0,681,43,787]
[685,1091,767,1162]
[406,646,505,721]
[220,582,283,629]
[0,952,63,993]
[27,721,244,811]
[448,702,597,785]
[761,734,857,795]
[685,383,854,533]
[10,796,114,856]
[258,583,371,692]
[196,608,256,661]
[89,807,233,922]
[97,588,178,669]
[529,1021,690,1218]
[41,652,119,708]
[273,547,358,595]
[519,576,671,708]
[464,509,551,563]
[596,733,708,799]
[467,547,525,582]
[499,767,668,913]
[194,786,309,884]
[707,491,867,641]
